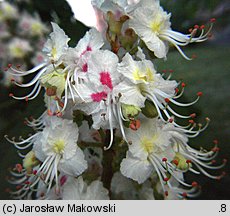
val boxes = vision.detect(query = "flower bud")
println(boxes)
[173,152,190,170]
[107,11,129,36]
[23,151,40,173]
[141,100,158,118]
[120,28,138,51]
[121,103,141,119]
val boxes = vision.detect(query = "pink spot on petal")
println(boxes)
[82,63,88,72]
[91,91,107,102]
[86,46,92,51]
[100,72,113,90]
[60,175,67,186]
[81,45,92,56]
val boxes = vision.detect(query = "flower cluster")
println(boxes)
[0,1,49,86]
[5,0,225,200]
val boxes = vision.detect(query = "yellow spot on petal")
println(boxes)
[151,21,161,33]
[53,139,65,154]
[141,135,158,154]
[51,47,57,59]
[133,67,154,82]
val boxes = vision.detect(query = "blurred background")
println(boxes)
[0,0,229,199]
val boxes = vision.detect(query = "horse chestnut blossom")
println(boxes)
[6,117,87,198]
[5,0,225,200]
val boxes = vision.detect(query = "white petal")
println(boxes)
[120,153,153,184]
[66,0,97,28]
[85,180,109,200]
[62,176,87,199]
[114,81,146,107]
[58,148,88,176]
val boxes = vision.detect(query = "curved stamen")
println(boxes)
[9,62,47,75]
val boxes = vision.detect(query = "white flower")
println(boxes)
[76,49,121,149]
[129,1,214,59]
[32,117,87,191]
[120,118,174,184]
[7,23,70,114]
[120,117,225,199]
[43,22,70,63]
[8,38,32,59]
[0,2,19,21]
[62,176,109,200]
[63,28,104,81]
[18,13,49,37]
[6,117,88,197]
[114,53,207,130]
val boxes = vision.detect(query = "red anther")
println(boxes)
[200,25,205,30]
[16,185,22,190]
[216,176,222,181]
[212,147,220,152]
[5,188,11,193]
[8,63,12,68]
[162,158,167,162]
[128,141,132,145]
[164,177,169,182]
[33,170,37,175]
[192,54,197,59]
[15,164,23,173]
[25,181,31,185]
[182,192,187,198]
[58,101,64,108]
[47,109,53,116]
[194,25,199,29]
[164,98,170,103]
[172,159,179,166]
[25,97,29,102]
[189,119,195,124]
[16,64,21,68]
[222,171,226,177]
[181,82,186,88]
[9,93,14,97]
[175,88,179,93]
[223,159,227,164]
[208,33,213,38]
[162,69,167,73]
[192,182,198,187]
[10,78,15,82]
[186,160,192,164]
[197,92,203,97]
[169,69,174,73]
[210,18,216,23]
[56,112,63,117]
[190,113,196,118]
[164,191,169,197]
[169,118,174,123]
[129,119,141,131]
[211,160,216,164]
[213,139,218,145]
[46,87,56,96]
